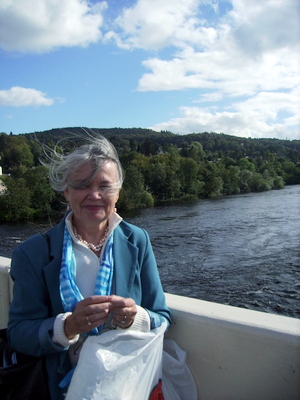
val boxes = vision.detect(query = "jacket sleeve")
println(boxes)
[116,223,171,329]
[7,235,67,356]
[139,228,171,329]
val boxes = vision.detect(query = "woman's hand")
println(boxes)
[64,295,138,338]
[110,295,138,329]
[64,296,112,339]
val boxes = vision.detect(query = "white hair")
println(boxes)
[41,129,124,192]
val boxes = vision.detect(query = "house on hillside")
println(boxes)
[0,181,4,194]
[0,165,6,194]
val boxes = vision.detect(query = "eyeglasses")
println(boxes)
[70,184,120,197]
[97,186,120,197]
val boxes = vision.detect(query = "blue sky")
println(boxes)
[0,0,299,140]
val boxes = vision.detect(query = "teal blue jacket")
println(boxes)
[8,217,171,400]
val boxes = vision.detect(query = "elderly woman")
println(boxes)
[7,134,171,400]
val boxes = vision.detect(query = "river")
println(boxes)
[0,185,299,318]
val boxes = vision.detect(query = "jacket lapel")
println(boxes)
[41,219,139,312]
[42,219,66,315]
[113,223,139,298]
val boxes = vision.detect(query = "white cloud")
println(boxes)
[135,0,299,94]
[139,45,299,97]
[195,92,224,103]
[235,90,300,119]
[0,0,107,53]
[1,0,298,139]
[115,0,299,139]
[229,0,299,56]
[106,0,211,50]
[0,87,54,107]
[150,104,299,140]
[150,86,300,139]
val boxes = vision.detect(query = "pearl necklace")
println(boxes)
[73,225,109,252]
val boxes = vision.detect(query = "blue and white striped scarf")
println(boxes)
[59,224,114,335]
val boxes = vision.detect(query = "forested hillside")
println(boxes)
[0,127,299,222]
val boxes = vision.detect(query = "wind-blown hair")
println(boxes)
[42,131,124,193]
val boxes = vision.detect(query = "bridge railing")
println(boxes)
[1,256,300,400]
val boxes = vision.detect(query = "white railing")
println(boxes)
[1,256,300,400]
[0,256,12,329]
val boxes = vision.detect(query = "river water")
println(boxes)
[0,185,299,318]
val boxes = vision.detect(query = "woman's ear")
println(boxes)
[64,189,69,202]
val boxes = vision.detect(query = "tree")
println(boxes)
[206,176,224,198]
[262,169,274,190]
[118,165,154,210]
[140,138,159,156]
[129,139,138,152]
[221,165,240,195]
[181,141,205,163]
[273,175,284,189]
[238,158,255,172]
[250,173,269,192]
[0,176,33,221]
[201,162,223,197]
[145,161,167,198]
[239,169,253,192]
[1,135,34,173]
[280,159,300,184]
[189,141,205,162]
[23,166,56,217]
[178,157,200,198]
[1,128,299,221]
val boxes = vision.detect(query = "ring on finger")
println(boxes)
[111,319,117,329]
[86,315,92,326]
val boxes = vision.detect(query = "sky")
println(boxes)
[0,0,299,140]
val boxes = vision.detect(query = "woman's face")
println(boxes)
[64,161,120,229]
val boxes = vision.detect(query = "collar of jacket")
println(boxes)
[42,217,140,313]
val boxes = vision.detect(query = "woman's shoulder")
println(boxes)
[118,219,145,233]
[13,218,65,256]
[117,219,150,241]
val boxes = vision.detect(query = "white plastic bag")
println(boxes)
[65,322,166,400]
[162,339,198,400]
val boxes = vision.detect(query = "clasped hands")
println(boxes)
[64,295,137,339]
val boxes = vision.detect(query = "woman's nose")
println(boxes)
[88,186,102,199]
